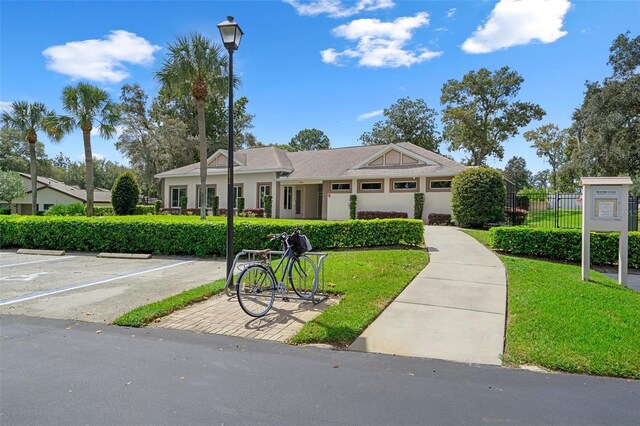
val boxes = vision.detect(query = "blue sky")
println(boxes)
[1,0,638,174]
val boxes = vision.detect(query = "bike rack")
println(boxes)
[224,249,329,304]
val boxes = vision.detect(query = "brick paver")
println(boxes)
[152,292,337,342]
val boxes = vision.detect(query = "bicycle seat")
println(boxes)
[256,249,271,256]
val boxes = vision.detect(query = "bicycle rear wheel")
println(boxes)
[288,255,318,300]
[237,265,275,317]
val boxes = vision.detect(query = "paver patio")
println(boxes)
[152,292,337,342]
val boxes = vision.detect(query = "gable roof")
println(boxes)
[18,173,112,203]
[155,143,465,180]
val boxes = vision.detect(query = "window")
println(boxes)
[284,186,293,210]
[430,180,452,189]
[331,182,351,192]
[358,180,383,192]
[170,187,187,208]
[393,181,417,190]
[197,186,216,208]
[258,184,271,209]
[233,185,243,208]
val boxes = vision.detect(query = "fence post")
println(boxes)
[554,192,560,228]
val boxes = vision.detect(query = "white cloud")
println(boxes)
[462,0,571,54]
[43,30,160,83]
[284,0,395,18]
[0,101,12,113]
[357,109,383,121]
[447,8,456,18]
[321,12,442,68]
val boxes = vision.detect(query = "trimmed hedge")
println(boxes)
[0,216,424,257]
[428,213,452,226]
[451,167,506,228]
[357,211,408,220]
[46,204,155,216]
[490,226,640,268]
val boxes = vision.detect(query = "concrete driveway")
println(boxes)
[0,251,226,323]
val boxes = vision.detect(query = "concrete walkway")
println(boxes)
[350,226,507,365]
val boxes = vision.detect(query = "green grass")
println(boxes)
[113,279,227,327]
[524,209,582,228]
[289,249,427,347]
[112,249,428,348]
[463,229,640,379]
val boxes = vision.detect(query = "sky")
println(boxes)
[1,0,638,174]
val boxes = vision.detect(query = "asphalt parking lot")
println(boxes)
[0,251,227,323]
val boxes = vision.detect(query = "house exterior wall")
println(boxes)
[325,177,452,221]
[13,188,80,211]
[162,172,277,211]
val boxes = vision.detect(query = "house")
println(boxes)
[155,143,467,222]
[9,173,112,214]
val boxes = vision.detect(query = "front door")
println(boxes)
[295,189,302,218]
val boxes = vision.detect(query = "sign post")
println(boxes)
[581,177,633,285]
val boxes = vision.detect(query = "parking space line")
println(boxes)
[0,260,194,306]
[1,256,78,269]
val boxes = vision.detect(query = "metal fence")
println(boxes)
[505,191,639,231]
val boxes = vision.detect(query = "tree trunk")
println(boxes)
[197,99,207,220]
[29,141,37,215]
[83,130,94,217]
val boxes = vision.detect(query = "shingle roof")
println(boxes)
[19,173,112,203]
[155,143,465,179]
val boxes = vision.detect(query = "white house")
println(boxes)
[155,143,467,222]
[8,173,112,214]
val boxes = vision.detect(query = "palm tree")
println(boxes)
[59,82,120,216]
[1,101,62,214]
[156,32,232,220]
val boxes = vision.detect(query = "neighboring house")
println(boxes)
[9,173,112,214]
[155,143,467,222]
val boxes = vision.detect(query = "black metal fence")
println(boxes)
[505,191,639,231]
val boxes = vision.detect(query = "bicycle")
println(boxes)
[236,230,318,317]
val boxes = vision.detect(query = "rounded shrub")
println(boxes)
[451,167,506,228]
[111,171,140,215]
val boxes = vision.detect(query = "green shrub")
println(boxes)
[0,208,10,215]
[236,197,245,214]
[515,195,530,210]
[154,199,162,214]
[111,172,140,215]
[349,194,357,220]
[180,196,187,214]
[414,193,425,220]
[212,196,220,215]
[490,226,640,268]
[92,205,154,216]
[451,167,506,228]
[263,195,272,218]
[0,216,424,257]
[518,188,548,198]
[44,203,86,216]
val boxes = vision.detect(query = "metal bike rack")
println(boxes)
[224,249,329,304]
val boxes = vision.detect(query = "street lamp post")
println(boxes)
[217,16,243,280]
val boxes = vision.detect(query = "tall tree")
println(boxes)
[289,128,330,151]
[569,32,640,179]
[440,66,545,165]
[156,33,230,220]
[531,170,550,189]
[503,156,532,191]
[0,169,26,206]
[359,97,440,151]
[59,82,120,217]
[524,124,570,190]
[1,101,62,214]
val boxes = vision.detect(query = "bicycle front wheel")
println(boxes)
[288,255,318,300]
[237,265,275,317]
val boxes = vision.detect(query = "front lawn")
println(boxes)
[463,229,640,379]
[114,248,428,348]
[290,249,428,347]
[524,209,581,229]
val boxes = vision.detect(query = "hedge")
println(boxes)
[45,204,155,216]
[490,226,640,268]
[0,216,424,257]
[357,211,408,220]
